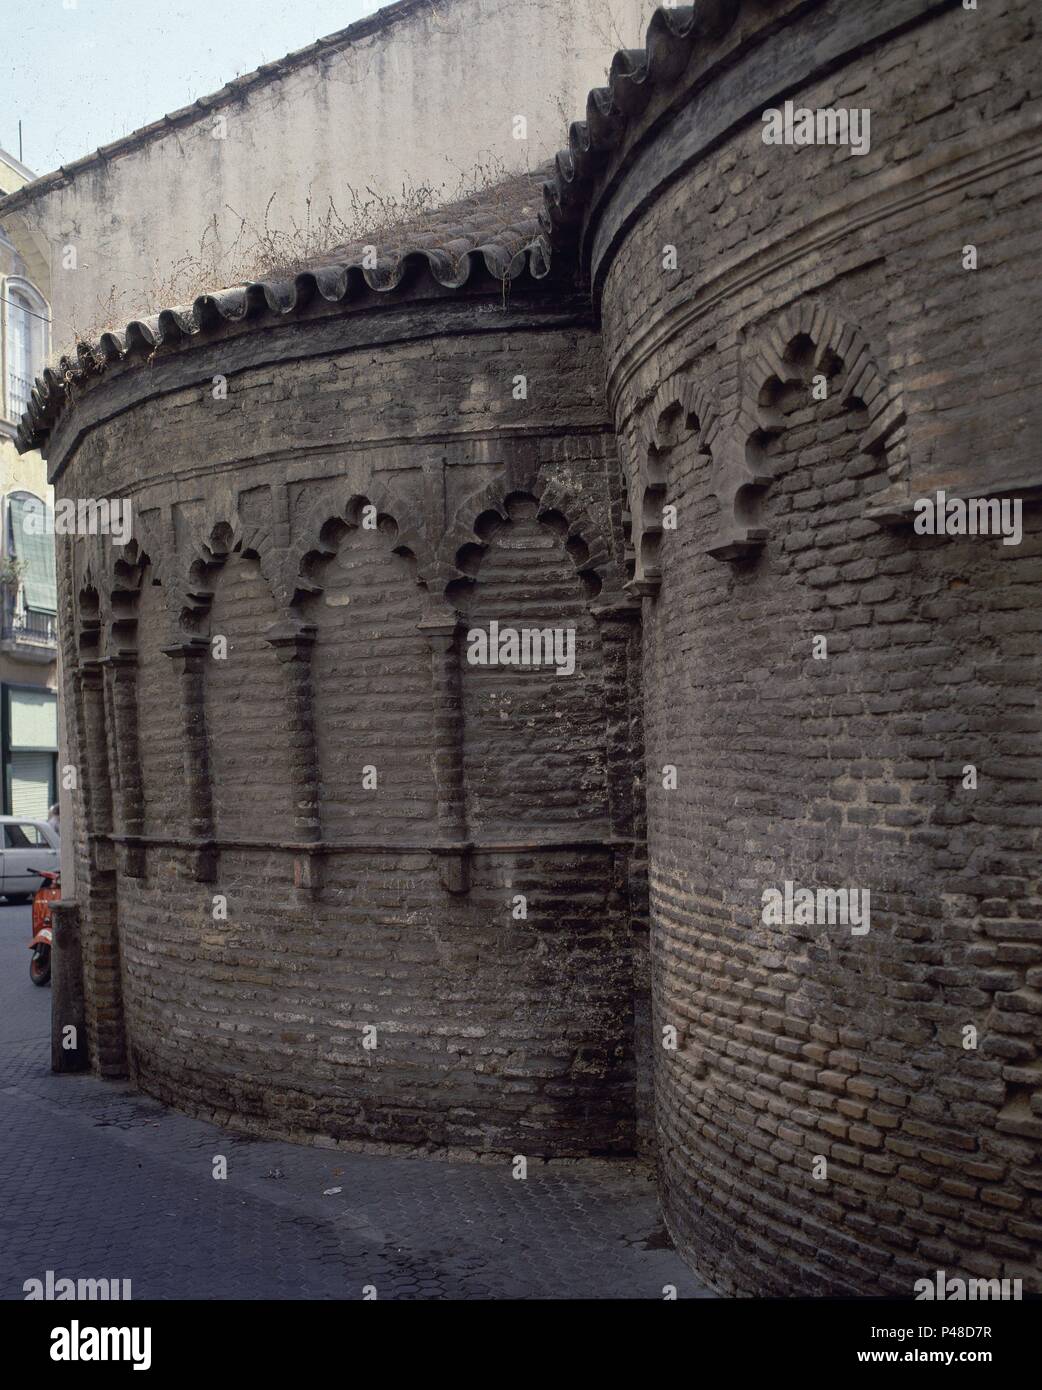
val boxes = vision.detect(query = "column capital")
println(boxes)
[591,596,643,623]
[161,637,210,671]
[417,611,462,650]
[265,620,317,662]
[99,650,138,670]
[623,577,660,600]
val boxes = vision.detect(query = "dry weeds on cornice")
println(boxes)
[65,158,551,355]
[17,162,557,456]
[18,0,752,454]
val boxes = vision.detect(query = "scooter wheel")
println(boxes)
[30,946,51,986]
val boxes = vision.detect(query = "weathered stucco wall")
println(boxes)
[48,275,649,1158]
[0,0,652,354]
[593,0,1042,1294]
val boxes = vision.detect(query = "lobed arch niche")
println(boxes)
[446,489,613,837]
[67,479,635,896]
[293,494,438,841]
[102,537,182,849]
[180,521,296,846]
[709,303,907,560]
[628,304,908,571]
[628,378,720,594]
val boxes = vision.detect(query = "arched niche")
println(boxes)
[295,499,437,840]
[448,492,609,836]
[195,536,295,843]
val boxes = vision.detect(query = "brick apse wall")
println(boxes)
[569,0,1042,1293]
[40,267,649,1159]
[21,0,1042,1295]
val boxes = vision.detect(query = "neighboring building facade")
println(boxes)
[0,149,57,820]
[0,0,653,356]
[12,0,1042,1299]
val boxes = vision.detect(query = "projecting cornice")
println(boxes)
[539,0,961,304]
[16,239,558,459]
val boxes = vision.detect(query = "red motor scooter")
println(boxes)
[28,867,60,986]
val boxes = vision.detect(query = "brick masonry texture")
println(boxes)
[595,0,1042,1293]
[52,297,647,1161]
[36,0,1042,1297]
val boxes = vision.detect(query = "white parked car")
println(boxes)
[0,815,59,904]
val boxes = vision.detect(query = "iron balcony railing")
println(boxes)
[0,595,57,648]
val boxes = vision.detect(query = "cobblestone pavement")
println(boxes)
[0,904,709,1300]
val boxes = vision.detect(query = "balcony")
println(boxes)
[0,592,57,661]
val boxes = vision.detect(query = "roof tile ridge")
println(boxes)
[539,1,744,254]
[14,229,554,456]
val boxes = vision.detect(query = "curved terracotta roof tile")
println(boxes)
[15,179,553,455]
[15,0,756,455]
[538,1,741,255]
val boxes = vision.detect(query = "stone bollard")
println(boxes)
[50,899,88,1073]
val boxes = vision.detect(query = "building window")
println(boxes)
[3,279,48,425]
[1,491,57,650]
[1,684,58,818]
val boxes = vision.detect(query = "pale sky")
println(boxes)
[2,0,382,177]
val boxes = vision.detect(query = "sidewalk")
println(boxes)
[0,907,710,1300]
